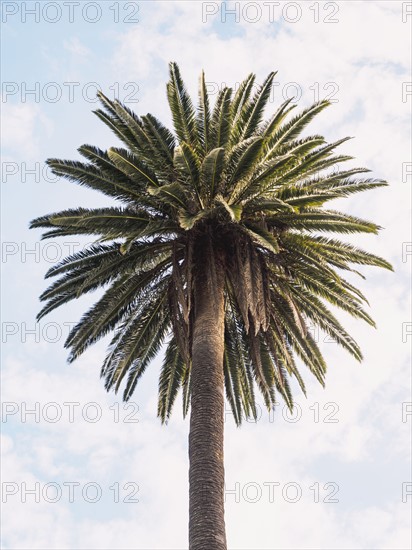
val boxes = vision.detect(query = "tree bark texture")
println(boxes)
[188,240,227,550]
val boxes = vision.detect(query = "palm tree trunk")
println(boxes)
[189,243,227,550]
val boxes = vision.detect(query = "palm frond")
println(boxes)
[167,62,199,150]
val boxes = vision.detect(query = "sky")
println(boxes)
[1,1,411,549]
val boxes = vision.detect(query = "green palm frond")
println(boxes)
[201,147,225,202]
[197,70,211,153]
[108,289,170,400]
[210,87,233,149]
[167,62,199,150]
[230,73,256,133]
[158,336,188,423]
[230,71,276,145]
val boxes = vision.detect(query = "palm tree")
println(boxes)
[30,63,392,550]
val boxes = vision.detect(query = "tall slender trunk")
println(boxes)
[188,242,227,550]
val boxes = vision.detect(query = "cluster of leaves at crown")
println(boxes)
[30,62,392,425]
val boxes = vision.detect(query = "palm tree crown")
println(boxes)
[31,62,392,426]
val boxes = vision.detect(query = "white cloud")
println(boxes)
[1,102,52,159]
[63,37,91,58]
